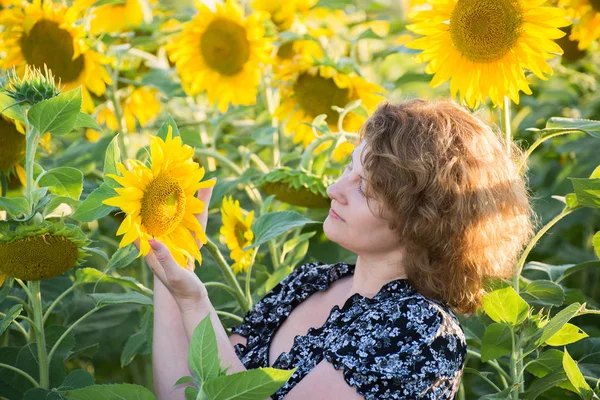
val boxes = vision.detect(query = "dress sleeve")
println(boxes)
[323,297,467,400]
[229,262,321,363]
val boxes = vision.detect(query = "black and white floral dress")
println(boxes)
[229,261,467,399]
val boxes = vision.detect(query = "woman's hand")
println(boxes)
[136,177,217,311]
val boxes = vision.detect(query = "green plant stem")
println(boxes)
[24,114,41,210]
[215,311,243,323]
[466,349,510,388]
[513,207,576,292]
[204,238,249,314]
[300,132,358,171]
[245,247,259,310]
[0,313,30,340]
[268,241,280,271]
[42,283,80,325]
[264,79,281,167]
[195,149,243,175]
[517,130,577,175]
[28,280,49,389]
[1,172,8,196]
[47,307,101,362]
[204,282,240,299]
[7,295,33,315]
[14,278,33,301]
[0,363,39,387]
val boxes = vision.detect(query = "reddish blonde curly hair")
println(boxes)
[357,99,536,314]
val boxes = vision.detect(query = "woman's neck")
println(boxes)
[345,254,408,299]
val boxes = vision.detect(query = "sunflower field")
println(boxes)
[0,0,599,399]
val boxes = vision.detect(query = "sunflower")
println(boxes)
[0,0,113,112]
[102,127,216,268]
[220,196,254,275]
[252,0,316,31]
[0,221,89,284]
[73,0,145,35]
[560,0,600,49]
[275,59,385,147]
[0,115,26,174]
[166,1,273,113]
[406,0,571,108]
[258,167,332,209]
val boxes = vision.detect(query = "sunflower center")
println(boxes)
[293,72,351,123]
[277,41,295,59]
[200,18,250,76]
[449,0,523,63]
[0,117,26,171]
[590,0,600,12]
[19,19,85,84]
[141,173,186,236]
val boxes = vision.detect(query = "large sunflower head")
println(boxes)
[560,0,600,49]
[0,114,25,173]
[258,167,332,209]
[219,196,254,276]
[406,0,571,108]
[0,0,113,112]
[102,127,216,268]
[0,221,90,283]
[274,59,385,147]
[166,0,273,113]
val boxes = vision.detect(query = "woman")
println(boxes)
[143,99,535,399]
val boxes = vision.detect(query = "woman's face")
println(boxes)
[324,141,401,255]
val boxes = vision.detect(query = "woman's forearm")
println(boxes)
[153,275,194,400]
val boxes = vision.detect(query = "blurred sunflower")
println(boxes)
[406,0,570,108]
[86,86,161,141]
[252,0,316,31]
[560,0,600,49]
[73,0,146,35]
[275,60,385,147]
[220,196,254,275]
[102,127,216,268]
[0,0,112,112]
[166,0,273,113]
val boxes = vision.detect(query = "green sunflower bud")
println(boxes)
[3,64,61,105]
[258,167,332,209]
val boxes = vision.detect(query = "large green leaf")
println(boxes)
[88,292,153,308]
[481,323,512,362]
[246,211,319,250]
[570,177,600,208]
[563,349,594,400]
[28,87,82,136]
[0,197,29,218]
[201,367,296,400]
[103,134,121,187]
[521,280,565,307]
[61,383,155,400]
[545,323,588,347]
[106,244,140,271]
[526,350,564,378]
[74,112,101,130]
[188,315,221,384]
[75,268,152,296]
[482,286,529,326]
[527,117,600,139]
[71,183,116,222]
[38,167,84,199]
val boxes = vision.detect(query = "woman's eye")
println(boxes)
[357,180,365,196]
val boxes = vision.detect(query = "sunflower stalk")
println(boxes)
[24,110,41,210]
[245,247,260,309]
[27,280,49,389]
[204,238,249,314]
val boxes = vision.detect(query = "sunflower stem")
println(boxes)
[245,247,260,310]
[42,283,81,325]
[47,307,101,363]
[204,238,249,314]
[0,363,39,388]
[517,130,578,175]
[24,111,41,211]
[215,311,243,323]
[28,280,49,389]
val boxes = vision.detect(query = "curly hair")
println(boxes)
[357,99,536,314]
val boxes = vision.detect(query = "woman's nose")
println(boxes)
[326,180,348,204]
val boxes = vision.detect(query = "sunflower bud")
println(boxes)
[258,167,332,209]
[3,65,62,105]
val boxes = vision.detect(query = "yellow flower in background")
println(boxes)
[0,0,113,112]
[0,115,26,175]
[275,60,385,147]
[406,0,570,109]
[314,140,356,163]
[73,0,145,35]
[102,127,216,268]
[560,0,600,49]
[167,0,273,113]
[252,0,317,31]
[220,196,254,275]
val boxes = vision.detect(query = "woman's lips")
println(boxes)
[329,208,345,222]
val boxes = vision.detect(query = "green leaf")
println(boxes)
[38,167,84,199]
[525,369,569,400]
[173,376,196,386]
[106,244,140,271]
[74,112,101,130]
[526,350,564,378]
[157,114,180,140]
[482,286,529,326]
[527,117,600,139]
[563,348,594,400]
[593,231,600,259]
[478,385,520,399]
[61,383,155,400]
[246,211,319,250]
[570,178,600,208]
[0,197,29,217]
[521,280,565,307]
[121,308,153,367]
[88,292,153,308]
[201,367,296,400]
[45,325,76,360]
[545,323,588,346]
[524,303,585,353]
[71,183,116,222]
[57,369,95,390]
[75,268,152,296]
[565,193,580,209]
[0,92,26,123]
[0,304,23,336]
[188,315,221,383]
[524,261,600,283]
[185,386,199,400]
[28,87,82,136]
[43,196,81,218]
[481,323,513,362]
[103,135,121,187]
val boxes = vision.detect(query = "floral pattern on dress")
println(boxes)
[229,261,467,399]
